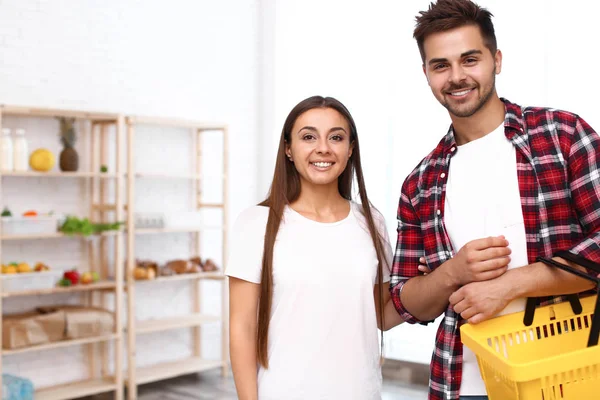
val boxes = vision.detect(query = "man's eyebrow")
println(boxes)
[428,49,483,65]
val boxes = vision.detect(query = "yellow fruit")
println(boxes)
[3,265,17,274]
[17,263,31,273]
[29,148,55,172]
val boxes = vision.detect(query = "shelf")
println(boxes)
[0,104,119,121]
[0,171,118,178]
[135,313,220,335]
[3,334,117,355]
[1,280,116,298]
[133,172,202,180]
[131,357,225,385]
[127,115,226,130]
[133,271,225,283]
[198,203,224,208]
[1,231,120,240]
[35,378,116,400]
[134,227,222,234]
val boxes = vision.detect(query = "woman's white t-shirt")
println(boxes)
[225,201,392,400]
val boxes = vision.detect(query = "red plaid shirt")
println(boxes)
[390,99,600,400]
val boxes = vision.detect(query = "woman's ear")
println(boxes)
[349,141,355,158]
[285,144,293,161]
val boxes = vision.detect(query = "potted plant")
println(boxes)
[58,117,79,172]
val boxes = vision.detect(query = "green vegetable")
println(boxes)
[58,278,72,287]
[1,207,12,217]
[100,165,108,173]
[59,216,124,236]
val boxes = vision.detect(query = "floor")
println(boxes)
[86,369,428,399]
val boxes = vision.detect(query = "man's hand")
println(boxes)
[447,236,512,286]
[449,279,512,324]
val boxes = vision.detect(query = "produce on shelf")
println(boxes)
[34,262,50,271]
[81,271,99,284]
[132,260,158,280]
[60,269,80,286]
[1,264,17,274]
[29,148,56,172]
[16,263,31,273]
[22,210,37,217]
[1,261,53,274]
[1,207,12,217]
[58,117,79,172]
[203,259,218,272]
[59,215,124,236]
[163,259,201,275]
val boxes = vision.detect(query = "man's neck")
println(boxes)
[451,95,505,146]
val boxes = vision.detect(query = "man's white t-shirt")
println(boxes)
[444,123,529,396]
[225,201,392,400]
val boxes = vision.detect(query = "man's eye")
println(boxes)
[434,64,447,70]
[465,58,477,64]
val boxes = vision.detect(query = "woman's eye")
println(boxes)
[330,135,343,141]
[302,134,315,140]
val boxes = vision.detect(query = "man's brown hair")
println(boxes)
[414,0,497,63]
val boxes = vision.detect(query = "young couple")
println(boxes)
[226,1,600,399]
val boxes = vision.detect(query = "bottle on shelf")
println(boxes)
[1,128,13,171]
[13,128,29,171]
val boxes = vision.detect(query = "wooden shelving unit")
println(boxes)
[0,105,229,400]
[0,105,125,399]
[124,115,229,400]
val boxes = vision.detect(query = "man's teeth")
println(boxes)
[312,162,332,168]
[451,89,472,96]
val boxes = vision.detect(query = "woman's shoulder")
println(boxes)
[233,205,270,230]
[351,201,387,226]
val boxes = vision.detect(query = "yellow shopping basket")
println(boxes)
[460,250,600,400]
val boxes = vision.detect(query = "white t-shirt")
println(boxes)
[444,123,529,396]
[225,201,392,400]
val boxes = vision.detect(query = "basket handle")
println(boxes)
[535,251,600,347]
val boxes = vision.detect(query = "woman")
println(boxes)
[225,96,416,400]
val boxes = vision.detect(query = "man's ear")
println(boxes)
[495,49,503,75]
[423,64,430,85]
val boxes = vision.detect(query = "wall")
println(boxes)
[258,0,600,364]
[0,0,260,388]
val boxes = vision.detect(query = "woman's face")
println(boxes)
[286,107,353,190]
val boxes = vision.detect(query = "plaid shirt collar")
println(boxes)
[439,98,527,157]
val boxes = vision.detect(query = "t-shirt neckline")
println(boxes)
[285,201,354,226]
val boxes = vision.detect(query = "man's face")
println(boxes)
[422,25,502,118]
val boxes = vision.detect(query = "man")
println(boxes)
[389,1,600,399]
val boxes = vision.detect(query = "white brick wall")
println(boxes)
[0,0,260,388]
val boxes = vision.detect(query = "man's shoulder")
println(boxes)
[507,99,583,132]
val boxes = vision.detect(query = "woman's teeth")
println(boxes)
[312,162,332,168]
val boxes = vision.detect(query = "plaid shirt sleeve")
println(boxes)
[566,116,600,265]
[389,178,427,324]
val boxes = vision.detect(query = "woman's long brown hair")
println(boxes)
[257,95,389,368]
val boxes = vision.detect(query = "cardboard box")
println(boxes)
[3,310,66,349]
[37,305,114,339]
[2,305,115,350]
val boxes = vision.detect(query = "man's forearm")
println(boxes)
[505,258,595,300]
[400,263,460,321]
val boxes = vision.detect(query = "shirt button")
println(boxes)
[440,173,446,178]
[437,210,441,216]
[450,147,456,152]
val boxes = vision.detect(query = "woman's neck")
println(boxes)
[289,184,350,223]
